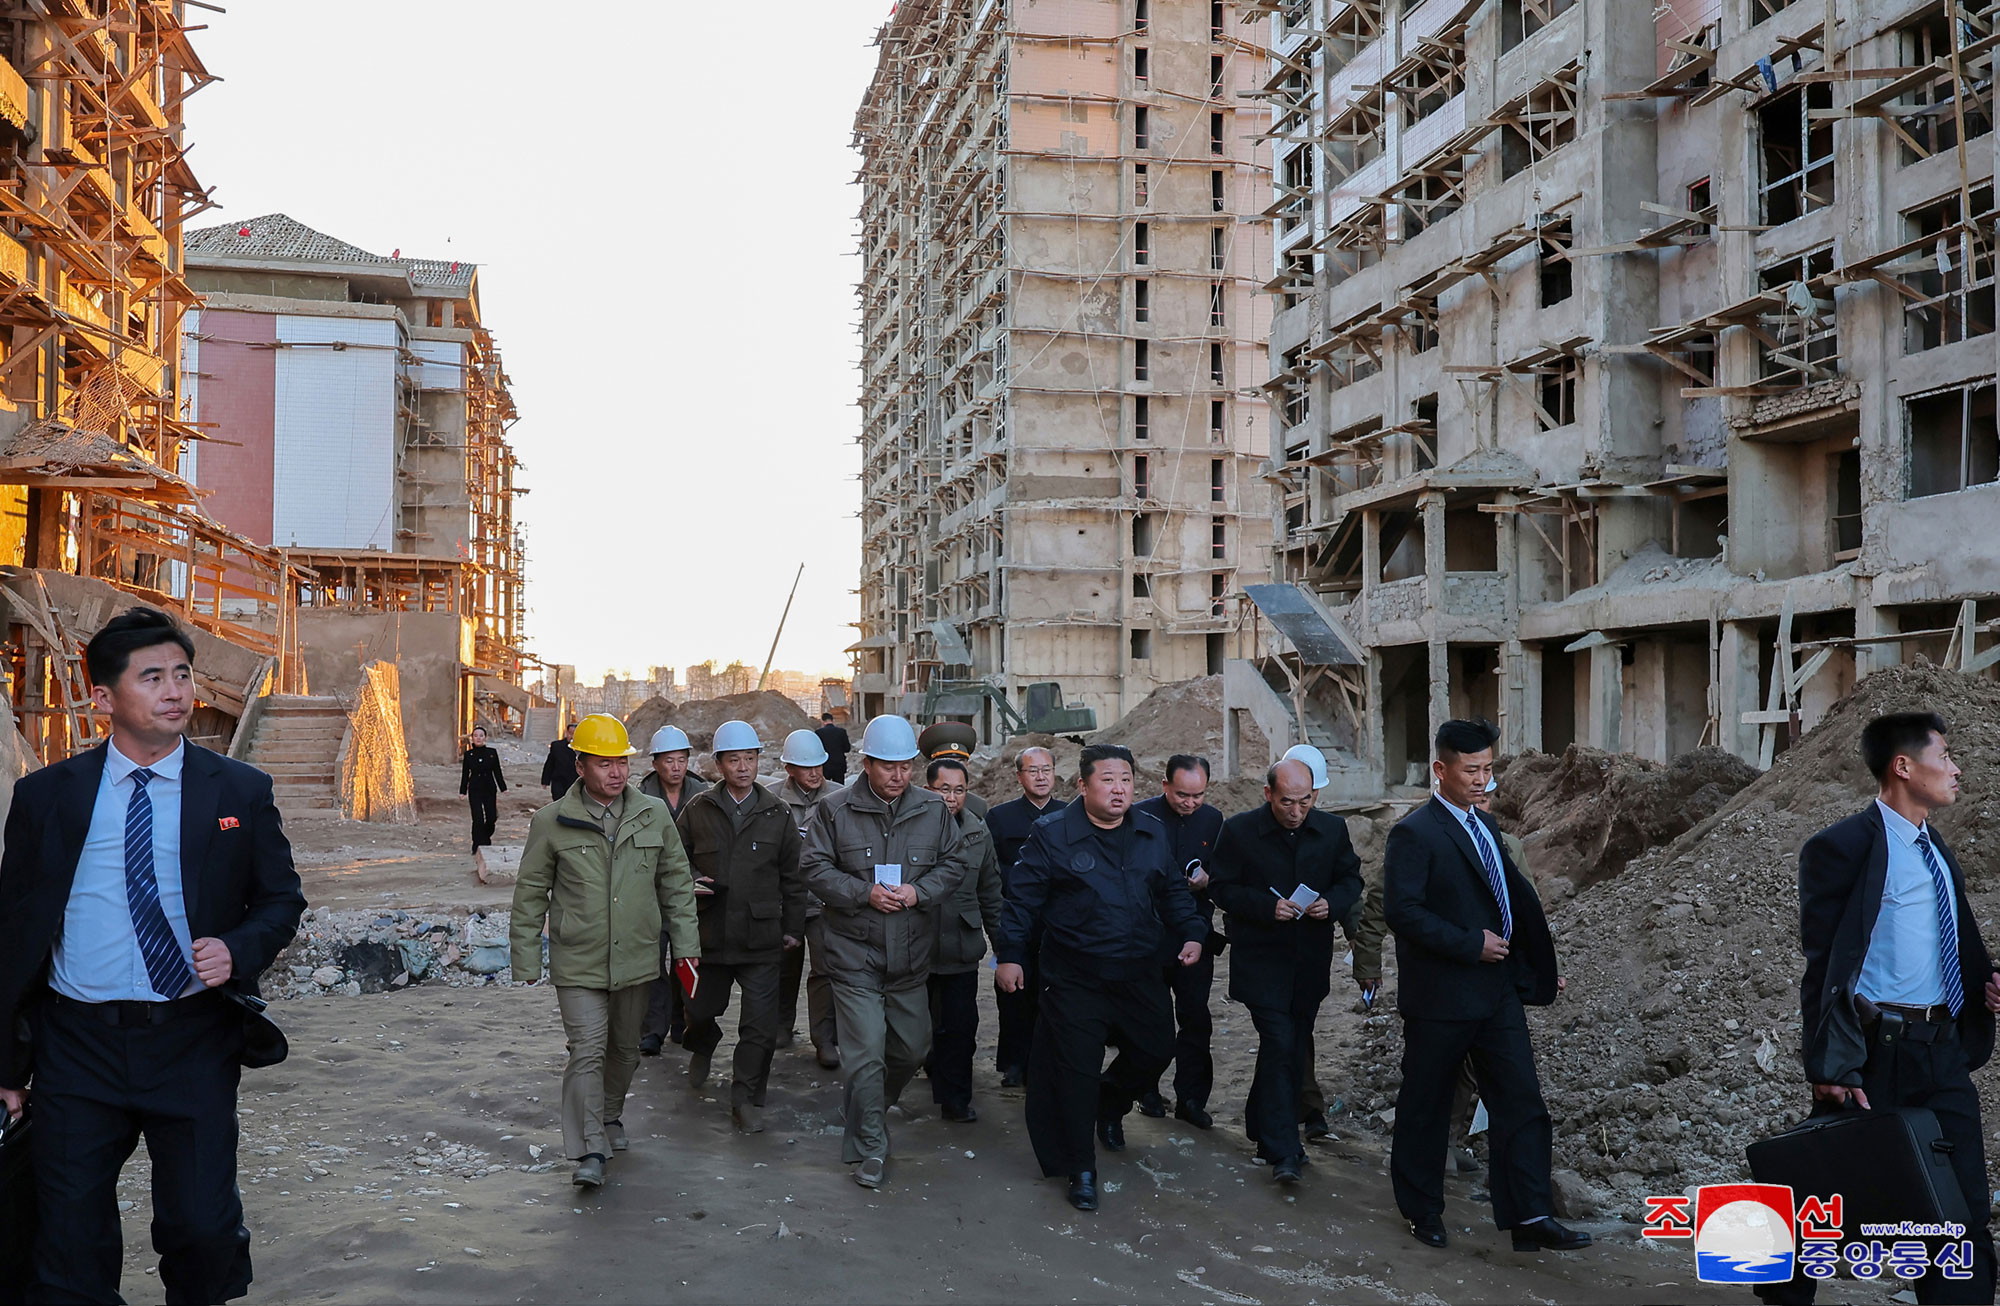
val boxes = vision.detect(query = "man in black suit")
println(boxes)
[816,713,852,785]
[984,745,1060,1087]
[1208,758,1362,1182]
[1132,753,1225,1129]
[1384,718,1586,1253]
[0,607,305,1303]
[1761,711,2000,1306]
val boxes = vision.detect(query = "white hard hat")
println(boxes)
[1281,743,1329,790]
[859,714,920,762]
[648,725,692,755]
[1484,777,1499,793]
[712,720,762,754]
[781,728,829,767]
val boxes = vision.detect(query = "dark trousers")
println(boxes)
[925,969,979,1109]
[1025,955,1174,1178]
[31,994,252,1305]
[550,776,574,801]
[1246,998,1320,1164]
[777,917,838,1053]
[1390,996,1553,1230]
[467,784,498,850]
[1145,952,1214,1108]
[644,930,688,1044]
[995,951,1039,1075]
[1757,1021,1995,1306]
[682,959,784,1109]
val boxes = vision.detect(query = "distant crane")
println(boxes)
[757,563,805,693]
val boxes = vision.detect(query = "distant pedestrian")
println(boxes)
[461,726,507,884]
[995,744,1206,1212]
[921,756,1003,1123]
[1385,719,1586,1254]
[775,729,841,1067]
[985,745,1060,1087]
[1132,754,1224,1129]
[1763,711,2000,1305]
[510,714,700,1189]
[541,725,579,801]
[675,721,806,1134]
[817,712,852,785]
[638,725,707,1055]
[1207,759,1362,1184]
[0,606,306,1302]
[800,715,970,1189]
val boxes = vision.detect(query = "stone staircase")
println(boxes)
[245,694,348,814]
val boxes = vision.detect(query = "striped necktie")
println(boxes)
[1466,812,1513,940]
[1914,831,1965,1017]
[125,767,194,1000]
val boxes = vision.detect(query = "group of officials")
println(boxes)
[0,607,1996,1303]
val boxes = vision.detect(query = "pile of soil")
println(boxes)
[623,690,813,777]
[1329,662,2000,1217]
[966,676,1270,813]
[1490,744,1760,892]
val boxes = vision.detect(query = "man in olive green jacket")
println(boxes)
[510,716,699,1188]
[800,715,972,1188]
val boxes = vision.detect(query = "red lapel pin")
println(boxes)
[218,816,240,830]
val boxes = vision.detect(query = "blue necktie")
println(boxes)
[1466,812,1513,940]
[125,767,193,1000]
[1915,832,1965,1017]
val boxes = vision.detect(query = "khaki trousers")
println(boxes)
[556,984,650,1160]
[830,978,931,1163]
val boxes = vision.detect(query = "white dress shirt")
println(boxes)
[50,736,198,1002]
[1857,798,1957,1006]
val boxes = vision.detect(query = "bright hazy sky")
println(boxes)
[188,2,888,684]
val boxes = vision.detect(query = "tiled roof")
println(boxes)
[186,213,476,290]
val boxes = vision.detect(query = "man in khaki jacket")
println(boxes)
[776,729,841,1068]
[801,715,971,1189]
[510,714,699,1189]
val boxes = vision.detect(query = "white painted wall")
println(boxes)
[272,315,398,548]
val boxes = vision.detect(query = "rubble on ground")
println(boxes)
[623,690,813,779]
[269,906,519,997]
[1490,744,1760,892]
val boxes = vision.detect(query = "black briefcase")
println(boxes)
[0,1108,35,1305]
[1746,1106,1970,1234]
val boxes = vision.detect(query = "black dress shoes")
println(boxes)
[1273,1155,1304,1184]
[1136,1091,1168,1118]
[638,1033,663,1057]
[1512,1218,1592,1252]
[1000,1066,1025,1088]
[1068,1172,1098,1211]
[1174,1100,1213,1130]
[1409,1219,1448,1248]
[941,1102,978,1123]
[1301,1112,1332,1141]
[1097,1118,1126,1152]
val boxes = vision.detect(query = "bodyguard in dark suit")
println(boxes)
[994,744,1206,1213]
[1385,719,1586,1253]
[1132,753,1225,1128]
[984,746,1060,1086]
[1761,711,2000,1306]
[1207,759,1361,1182]
[0,607,306,1303]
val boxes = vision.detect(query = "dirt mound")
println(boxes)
[1530,662,2000,1205]
[624,691,813,757]
[1490,744,1760,891]
[967,676,1269,813]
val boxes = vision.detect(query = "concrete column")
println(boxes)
[1364,648,1386,778]
[1854,585,1899,679]
[1511,639,1542,754]
[1716,620,1763,764]
[1360,509,1381,633]
[1628,640,1669,763]
[1588,642,1624,754]
[1422,492,1449,744]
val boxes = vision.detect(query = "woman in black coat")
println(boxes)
[460,726,507,882]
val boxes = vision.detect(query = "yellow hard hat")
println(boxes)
[571,713,641,758]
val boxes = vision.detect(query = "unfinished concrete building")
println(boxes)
[852,0,1278,734]
[1242,0,2000,789]
[180,215,531,760]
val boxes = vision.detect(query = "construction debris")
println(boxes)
[1490,744,1761,892]
[623,691,814,773]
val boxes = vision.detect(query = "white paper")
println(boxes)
[874,863,903,887]
[1288,883,1319,910]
